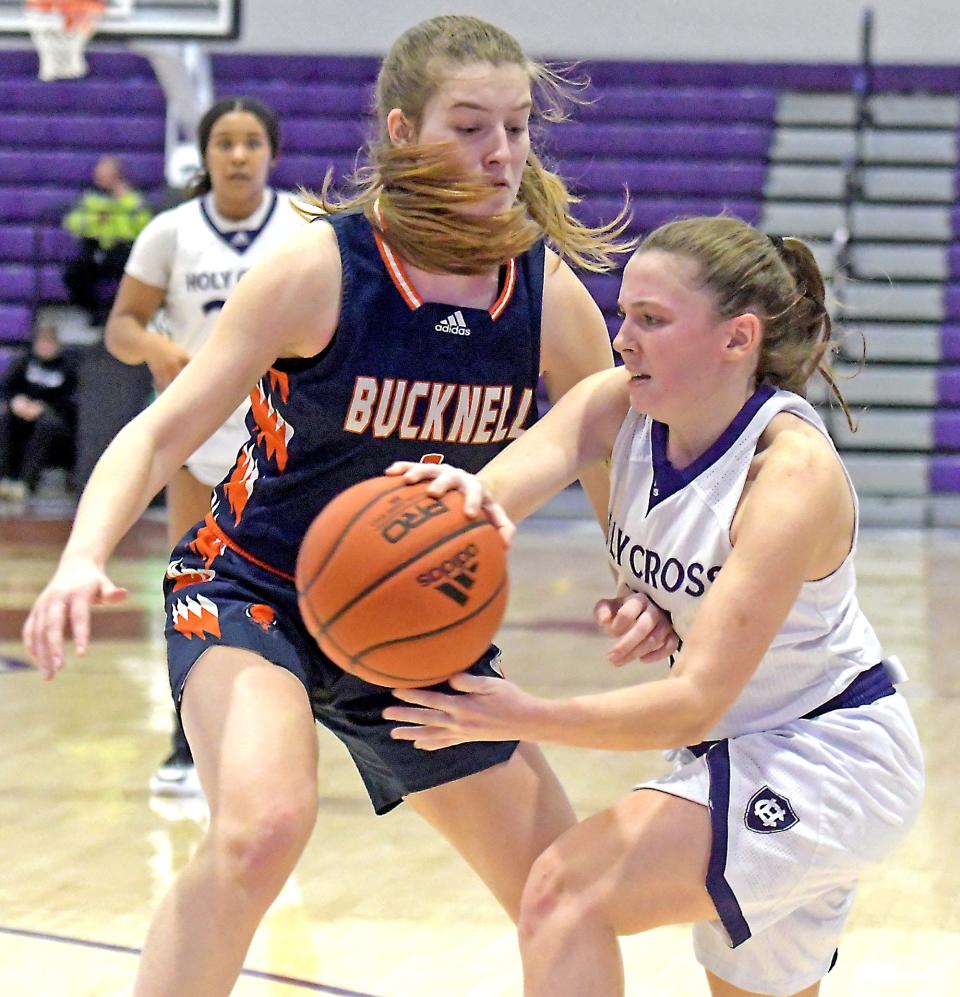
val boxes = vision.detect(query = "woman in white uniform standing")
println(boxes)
[105,97,305,794]
[385,215,925,997]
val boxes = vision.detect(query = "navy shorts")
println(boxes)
[163,522,517,814]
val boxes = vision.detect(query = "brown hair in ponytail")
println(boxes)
[296,15,634,274]
[638,216,853,428]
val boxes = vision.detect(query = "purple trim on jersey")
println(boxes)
[648,383,776,511]
[198,189,279,255]
[704,740,752,948]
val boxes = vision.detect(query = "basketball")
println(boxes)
[295,475,509,688]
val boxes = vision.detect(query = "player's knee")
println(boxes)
[211,795,317,887]
[519,848,590,944]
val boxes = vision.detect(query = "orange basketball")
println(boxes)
[295,475,508,688]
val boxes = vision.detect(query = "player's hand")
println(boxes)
[594,588,679,666]
[385,460,515,547]
[384,672,537,749]
[22,557,128,681]
[146,339,191,391]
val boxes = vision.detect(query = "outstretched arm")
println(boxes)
[386,422,855,751]
[24,223,343,676]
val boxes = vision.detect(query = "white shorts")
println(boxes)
[185,402,250,488]
[638,693,924,996]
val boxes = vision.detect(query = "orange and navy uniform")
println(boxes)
[204,209,545,581]
[162,210,544,812]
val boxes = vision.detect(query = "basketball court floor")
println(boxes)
[1,507,958,996]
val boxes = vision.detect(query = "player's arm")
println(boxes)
[24,222,342,675]
[389,426,853,751]
[529,428,852,747]
[395,366,630,530]
[539,250,616,528]
[104,274,186,387]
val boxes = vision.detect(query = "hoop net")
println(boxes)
[25,0,107,81]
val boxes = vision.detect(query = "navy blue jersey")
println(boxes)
[204,210,545,579]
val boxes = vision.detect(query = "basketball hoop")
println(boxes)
[25,0,107,81]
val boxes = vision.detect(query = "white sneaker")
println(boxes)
[149,748,204,798]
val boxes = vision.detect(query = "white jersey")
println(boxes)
[607,385,887,740]
[124,189,305,484]
[619,386,923,992]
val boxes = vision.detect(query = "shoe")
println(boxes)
[149,747,204,797]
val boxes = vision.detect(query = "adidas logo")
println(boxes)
[434,310,471,336]
[416,543,479,604]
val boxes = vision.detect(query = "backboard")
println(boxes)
[0,0,240,38]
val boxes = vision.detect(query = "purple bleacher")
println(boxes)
[213,81,372,119]
[272,155,363,191]
[943,285,960,321]
[6,113,165,150]
[931,457,960,492]
[38,265,67,301]
[0,265,36,303]
[542,122,772,160]
[579,196,762,233]
[564,161,767,196]
[0,187,76,222]
[0,150,163,187]
[211,54,378,85]
[580,86,778,123]
[282,119,370,154]
[0,305,32,342]
[935,411,960,449]
[579,274,621,314]
[947,241,960,278]
[0,80,163,114]
[937,368,960,406]
[940,325,960,361]
[0,226,34,261]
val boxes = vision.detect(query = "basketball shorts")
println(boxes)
[185,403,250,487]
[163,524,517,814]
[638,690,924,995]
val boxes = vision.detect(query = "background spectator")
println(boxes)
[61,154,153,325]
[0,318,78,503]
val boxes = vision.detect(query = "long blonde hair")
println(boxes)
[297,15,633,274]
[640,216,853,427]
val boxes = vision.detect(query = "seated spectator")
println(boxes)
[62,155,153,325]
[0,320,78,502]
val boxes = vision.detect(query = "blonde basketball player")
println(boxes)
[24,17,678,997]
[386,216,925,997]
[105,97,305,794]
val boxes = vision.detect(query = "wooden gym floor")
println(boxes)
[1,507,957,996]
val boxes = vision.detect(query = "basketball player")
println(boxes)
[384,216,925,997]
[104,97,305,796]
[23,17,676,995]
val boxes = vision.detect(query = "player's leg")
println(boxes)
[705,972,820,997]
[133,646,319,996]
[517,788,716,997]
[405,741,577,921]
[150,465,217,795]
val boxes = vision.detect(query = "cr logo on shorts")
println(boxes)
[744,786,798,833]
